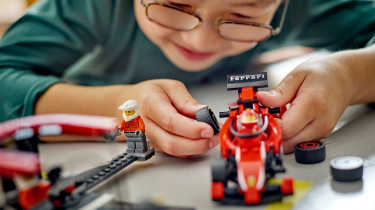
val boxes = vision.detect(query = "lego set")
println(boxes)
[0,73,336,209]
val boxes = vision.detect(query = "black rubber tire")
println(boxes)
[211,159,228,182]
[195,106,220,135]
[330,156,364,182]
[295,141,326,164]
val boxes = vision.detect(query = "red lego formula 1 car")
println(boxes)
[210,73,294,205]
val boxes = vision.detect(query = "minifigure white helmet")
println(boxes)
[118,100,139,121]
[118,99,138,111]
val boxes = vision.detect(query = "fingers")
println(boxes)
[256,70,312,143]
[279,81,342,153]
[141,91,213,140]
[156,80,205,117]
[279,88,332,153]
[144,117,219,157]
[279,91,316,140]
[140,80,214,140]
[257,71,307,108]
[282,120,331,154]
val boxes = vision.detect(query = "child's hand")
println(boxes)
[122,79,219,157]
[257,56,354,153]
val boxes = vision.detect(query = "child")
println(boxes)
[0,0,374,156]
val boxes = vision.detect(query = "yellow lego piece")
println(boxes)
[247,176,257,187]
[266,179,312,210]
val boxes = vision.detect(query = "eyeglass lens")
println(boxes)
[147,4,200,31]
[219,23,271,42]
[147,4,273,42]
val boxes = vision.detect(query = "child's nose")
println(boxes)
[180,24,223,52]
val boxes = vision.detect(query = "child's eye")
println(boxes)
[231,13,253,19]
[166,1,193,9]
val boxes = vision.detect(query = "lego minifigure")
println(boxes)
[237,109,260,135]
[118,100,148,154]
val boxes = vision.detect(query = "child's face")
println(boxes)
[134,0,281,71]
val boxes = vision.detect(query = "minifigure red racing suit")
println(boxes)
[119,116,145,134]
[118,100,148,154]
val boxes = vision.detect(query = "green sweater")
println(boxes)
[0,0,374,122]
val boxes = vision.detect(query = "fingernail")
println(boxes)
[201,129,212,138]
[268,90,279,96]
[194,104,207,111]
[209,138,219,148]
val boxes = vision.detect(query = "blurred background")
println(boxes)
[0,0,37,37]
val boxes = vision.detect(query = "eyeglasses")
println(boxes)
[140,0,289,43]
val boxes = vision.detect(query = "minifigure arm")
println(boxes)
[119,119,126,131]
[139,117,145,134]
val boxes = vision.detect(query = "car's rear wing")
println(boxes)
[226,72,268,91]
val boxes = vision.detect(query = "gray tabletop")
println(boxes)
[40,52,375,210]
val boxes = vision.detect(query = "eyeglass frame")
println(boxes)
[140,0,289,42]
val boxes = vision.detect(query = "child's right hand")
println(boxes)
[120,79,219,157]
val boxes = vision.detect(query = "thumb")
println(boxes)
[158,80,206,118]
[257,71,306,107]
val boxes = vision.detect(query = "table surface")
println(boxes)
[39,51,375,210]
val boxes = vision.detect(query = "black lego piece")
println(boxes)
[295,141,326,164]
[226,73,268,91]
[195,106,220,135]
[73,149,155,195]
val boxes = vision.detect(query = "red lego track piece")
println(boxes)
[0,150,40,178]
[0,114,118,141]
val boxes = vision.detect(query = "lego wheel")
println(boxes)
[330,156,364,182]
[195,106,220,135]
[211,182,225,201]
[211,159,227,182]
[295,141,326,164]
[281,177,294,195]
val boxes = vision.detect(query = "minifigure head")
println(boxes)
[134,0,287,71]
[240,108,258,126]
[118,100,139,121]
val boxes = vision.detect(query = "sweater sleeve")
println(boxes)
[261,0,375,51]
[366,35,375,47]
[288,0,375,50]
[0,0,115,122]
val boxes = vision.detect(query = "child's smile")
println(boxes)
[173,41,216,61]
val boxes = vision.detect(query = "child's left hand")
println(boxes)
[257,54,355,153]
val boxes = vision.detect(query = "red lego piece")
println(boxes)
[0,114,118,141]
[0,150,40,178]
[244,187,261,204]
[281,177,294,195]
[18,181,50,209]
[63,185,76,194]
[211,182,225,200]
[119,116,145,133]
